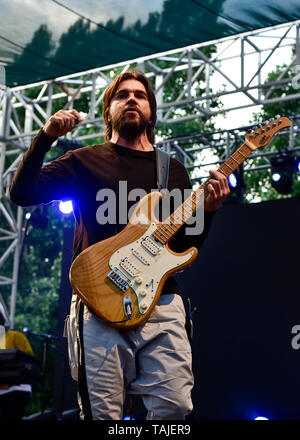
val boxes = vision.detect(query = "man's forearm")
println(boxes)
[9,129,57,206]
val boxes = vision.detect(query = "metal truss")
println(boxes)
[0,20,299,325]
[159,114,300,182]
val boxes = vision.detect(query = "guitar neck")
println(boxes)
[153,139,254,244]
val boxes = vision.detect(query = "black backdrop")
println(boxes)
[177,196,300,420]
[54,196,300,420]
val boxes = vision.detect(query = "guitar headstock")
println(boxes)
[244,116,291,149]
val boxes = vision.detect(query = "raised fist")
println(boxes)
[42,109,82,138]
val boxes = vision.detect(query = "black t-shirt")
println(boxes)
[10,130,215,295]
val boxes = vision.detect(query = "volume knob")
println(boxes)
[135,276,143,284]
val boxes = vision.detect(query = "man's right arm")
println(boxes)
[9,109,82,207]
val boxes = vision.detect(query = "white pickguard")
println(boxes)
[108,222,195,314]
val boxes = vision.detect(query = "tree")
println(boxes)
[6,24,55,86]
[245,53,300,203]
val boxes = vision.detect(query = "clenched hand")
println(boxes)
[42,109,82,138]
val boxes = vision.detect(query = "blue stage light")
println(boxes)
[224,167,245,204]
[59,200,73,214]
[254,416,269,420]
[228,174,237,188]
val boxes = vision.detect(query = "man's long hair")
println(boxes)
[102,70,157,144]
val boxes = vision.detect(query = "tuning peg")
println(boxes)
[275,114,281,119]
[269,117,275,121]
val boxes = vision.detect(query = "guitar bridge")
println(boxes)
[107,267,130,292]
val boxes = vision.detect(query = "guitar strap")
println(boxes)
[155,146,170,194]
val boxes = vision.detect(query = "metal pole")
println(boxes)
[9,205,23,327]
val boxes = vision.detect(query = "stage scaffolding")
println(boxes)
[0,21,299,325]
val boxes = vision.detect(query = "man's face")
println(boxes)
[108,79,152,140]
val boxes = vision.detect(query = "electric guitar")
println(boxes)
[69,116,291,329]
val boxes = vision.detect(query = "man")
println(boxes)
[10,70,229,420]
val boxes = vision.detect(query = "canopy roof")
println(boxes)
[1,0,300,87]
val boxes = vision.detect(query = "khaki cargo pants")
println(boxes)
[66,293,193,420]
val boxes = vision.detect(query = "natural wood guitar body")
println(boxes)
[70,192,198,329]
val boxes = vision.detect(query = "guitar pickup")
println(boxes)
[119,257,139,277]
[131,248,150,265]
[141,236,161,256]
[107,267,130,292]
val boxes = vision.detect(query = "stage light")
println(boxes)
[297,158,300,173]
[228,174,237,188]
[254,416,269,420]
[224,166,245,204]
[59,200,73,214]
[271,173,281,182]
[270,153,295,195]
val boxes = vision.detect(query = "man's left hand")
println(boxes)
[204,170,230,212]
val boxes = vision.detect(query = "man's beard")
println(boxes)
[110,108,149,141]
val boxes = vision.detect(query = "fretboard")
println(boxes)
[152,141,254,244]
